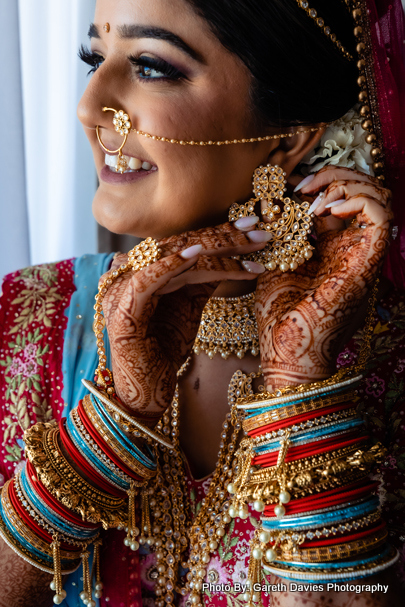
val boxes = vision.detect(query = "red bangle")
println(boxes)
[8,478,81,552]
[264,480,379,516]
[252,434,367,466]
[59,419,125,498]
[248,402,356,438]
[26,461,99,529]
[77,400,144,481]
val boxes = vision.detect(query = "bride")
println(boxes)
[0,1,404,606]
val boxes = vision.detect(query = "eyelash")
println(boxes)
[78,45,185,81]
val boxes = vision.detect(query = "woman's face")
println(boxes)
[78,0,277,238]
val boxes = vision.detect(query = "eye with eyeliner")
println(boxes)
[78,45,186,81]
[129,55,186,81]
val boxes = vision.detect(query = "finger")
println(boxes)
[104,248,202,327]
[321,193,393,228]
[294,166,382,194]
[311,180,391,216]
[156,256,265,295]
[158,221,272,258]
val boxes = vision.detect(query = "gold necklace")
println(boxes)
[193,293,259,359]
[147,364,263,607]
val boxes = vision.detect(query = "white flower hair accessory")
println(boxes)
[300,106,374,176]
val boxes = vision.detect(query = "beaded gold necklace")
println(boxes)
[145,357,263,607]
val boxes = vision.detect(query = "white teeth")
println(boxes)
[129,157,142,170]
[105,153,118,167]
[105,153,153,172]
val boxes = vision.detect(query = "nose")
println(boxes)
[96,108,132,156]
[77,58,132,137]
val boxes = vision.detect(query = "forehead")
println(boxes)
[94,0,211,44]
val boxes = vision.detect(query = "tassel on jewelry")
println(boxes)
[124,482,140,551]
[140,489,153,547]
[50,534,67,604]
[93,538,104,599]
[80,547,95,607]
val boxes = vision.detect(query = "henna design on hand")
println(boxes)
[256,169,392,391]
[101,223,264,421]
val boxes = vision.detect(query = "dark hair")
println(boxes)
[185,0,358,129]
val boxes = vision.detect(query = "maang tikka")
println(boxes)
[229,164,314,272]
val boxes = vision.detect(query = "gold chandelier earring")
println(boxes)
[229,164,314,272]
[96,107,132,173]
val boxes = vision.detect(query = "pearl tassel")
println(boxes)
[79,548,95,607]
[140,489,154,547]
[93,539,104,599]
[124,482,140,551]
[50,535,67,604]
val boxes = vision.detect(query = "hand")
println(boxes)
[255,166,393,391]
[101,219,270,423]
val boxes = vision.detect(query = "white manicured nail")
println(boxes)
[294,174,315,192]
[325,199,346,209]
[180,244,203,259]
[234,216,259,230]
[247,231,273,243]
[308,193,325,215]
[242,261,266,273]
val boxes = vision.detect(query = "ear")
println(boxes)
[266,129,324,178]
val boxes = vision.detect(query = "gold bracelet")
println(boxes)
[268,510,381,547]
[243,392,356,433]
[82,379,173,450]
[251,408,358,445]
[82,394,157,480]
[242,443,369,504]
[0,507,80,575]
[263,544,399,578]
[237,372,362,410]
[24,422,127,529]
[14,473,91,547]
[1,481,80,561]
[272,527,388,563]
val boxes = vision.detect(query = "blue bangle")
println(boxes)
[244,382,360,418]
[254,418,364,454]
[91,394,156,469]
[20,466,97,540]
[66,414,130,491]
[262,497,380,531]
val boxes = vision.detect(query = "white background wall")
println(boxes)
[0,0,98,279]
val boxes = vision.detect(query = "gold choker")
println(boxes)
[193,293,259,359]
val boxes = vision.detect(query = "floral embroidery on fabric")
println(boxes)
[0,260,75,481]
[8,264,64,332]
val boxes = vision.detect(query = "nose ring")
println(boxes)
[96,107,132,173]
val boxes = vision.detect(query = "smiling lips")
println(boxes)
[104,153,156,173]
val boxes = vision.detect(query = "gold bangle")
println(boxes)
[243,443,368,504]
[272,527,388,563]
[236,372,362,410]
[263,544,399,578]
[0,508,80,575]
[82,394,157,480]
[1,481,80,562]
[251,408,358,445]
[24,422,127,529]
[267,511,381,547]
[82,379,173,450]
[243,392,356,433]
[14,473,92,547]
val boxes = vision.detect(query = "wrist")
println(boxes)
[262,362,333,391]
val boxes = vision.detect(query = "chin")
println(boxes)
[92,193,139,236]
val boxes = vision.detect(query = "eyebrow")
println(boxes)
[88,23,202,62]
